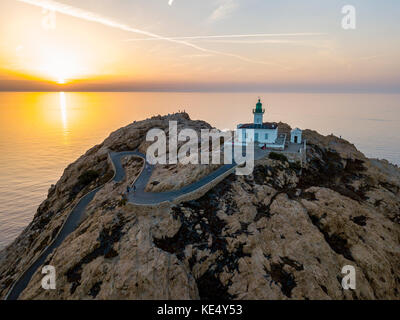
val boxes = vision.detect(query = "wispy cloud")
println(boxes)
[125,32,325,42]
[15,0,286,67]
[361,118,395,122]
[209,0,239,21]
[359,54,386,62]
[197,39,331,50]
[181,54,214,59]
[125,32,329,52]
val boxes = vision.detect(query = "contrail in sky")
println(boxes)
[125,33,325,41]
[14,0,293,67]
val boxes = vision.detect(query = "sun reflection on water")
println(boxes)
[59,92,69,143]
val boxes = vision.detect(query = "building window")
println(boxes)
[255,133,259,141]
[265,133,269,139]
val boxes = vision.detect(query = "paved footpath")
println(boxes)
[7,148,259,300]
[111,146,269,205]
[110,151,237,205]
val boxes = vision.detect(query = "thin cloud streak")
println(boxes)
[15,0,284,67]
[197,39,331,50]
[125,33,326,41]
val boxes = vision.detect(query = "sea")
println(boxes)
[0,92,399,249]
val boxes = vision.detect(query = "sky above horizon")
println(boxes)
[0,0,399,92]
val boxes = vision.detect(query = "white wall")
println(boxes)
[236,128,278,144]
[254,113,263,124]
[290,130,302,144]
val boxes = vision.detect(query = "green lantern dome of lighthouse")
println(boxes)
[253,98,265,114]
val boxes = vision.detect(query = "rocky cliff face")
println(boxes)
[0,113,399,300]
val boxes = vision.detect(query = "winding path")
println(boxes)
[5,149,243,300]
[111,151,237,205]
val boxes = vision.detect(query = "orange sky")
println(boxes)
[0,0,399,92]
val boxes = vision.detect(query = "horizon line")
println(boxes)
[1,89,400,94]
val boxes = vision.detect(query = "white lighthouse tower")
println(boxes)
[253,98,265,125]
[237,98,278,146]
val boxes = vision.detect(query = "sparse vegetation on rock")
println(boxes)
[269,152,289,163]
[0,112,399,300]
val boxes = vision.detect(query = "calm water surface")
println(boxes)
[0,92,399,249]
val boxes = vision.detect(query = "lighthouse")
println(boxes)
[253,98,265,125]
[236,98,303,152]
[237,98,278,145]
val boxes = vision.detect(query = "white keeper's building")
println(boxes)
[237,99,278,144]
[236,98,303,150]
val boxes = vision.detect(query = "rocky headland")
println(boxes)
[0,112,399,300]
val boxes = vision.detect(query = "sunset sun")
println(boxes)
[38,46,82,84]
[0,0,399,305]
